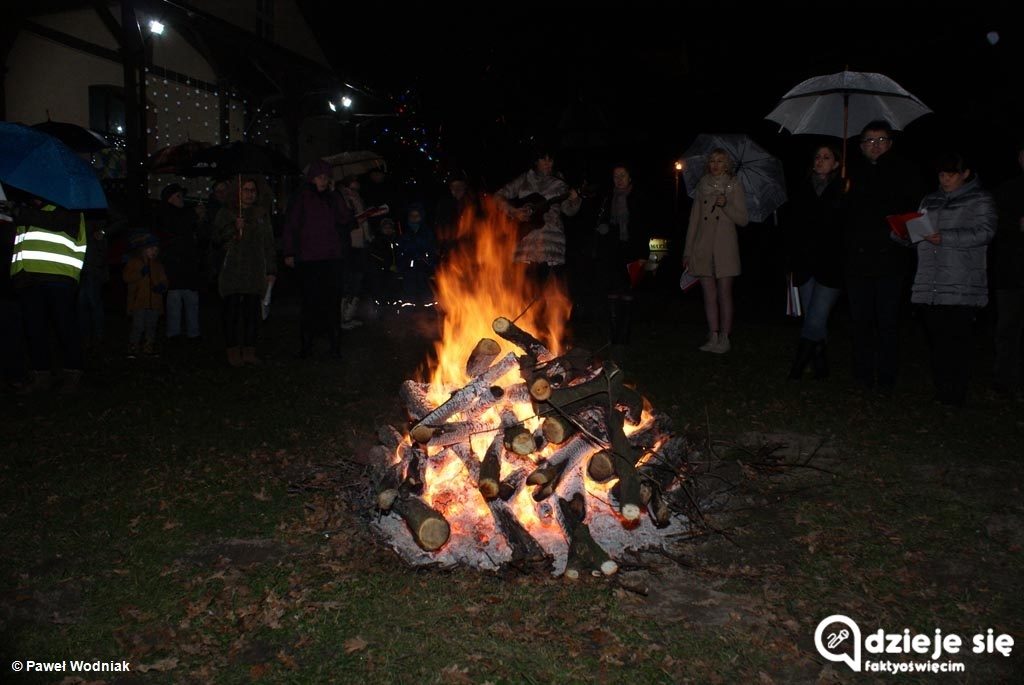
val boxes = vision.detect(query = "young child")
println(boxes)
[122,232,168,357]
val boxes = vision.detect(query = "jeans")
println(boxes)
[797,278,841,342]
[166,288,200,338]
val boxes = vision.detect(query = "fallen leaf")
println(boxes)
[135,657,179,673]
[344,636,368,654]
[276,650,299,670]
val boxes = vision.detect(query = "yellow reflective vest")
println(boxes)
[10,204,87,282]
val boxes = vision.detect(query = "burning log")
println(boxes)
[392,495,451,552]
[488,500,550,571]
[465,385,505,417]
[400,380,435,422]
[607,409,642,521]
[558,494,617,578]
[498,467,530,501]
[410,353,519,443]
[492,316,551,360]
[541,414,576,444]
[537,361,624,412]
[504,383,533,406]
[422,419,499,449]
[478,434,503,500]
[466,338,502,376]
[587,449,616,483]
[375,444,425,511]
[503,424,536,456]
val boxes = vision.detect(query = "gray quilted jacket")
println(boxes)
[911,176,995,307]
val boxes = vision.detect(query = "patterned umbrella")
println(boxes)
[681,134,786,224]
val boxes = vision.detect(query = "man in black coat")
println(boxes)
[992,143,1024,398]
[843,120,926,397]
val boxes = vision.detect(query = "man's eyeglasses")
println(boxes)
[861,137,892,145]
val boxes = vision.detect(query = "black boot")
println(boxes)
[812,340,829,379]
[788,338,815,380]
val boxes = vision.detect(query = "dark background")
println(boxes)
[300,7,1022,191]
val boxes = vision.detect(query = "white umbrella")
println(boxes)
[765,70,932,176]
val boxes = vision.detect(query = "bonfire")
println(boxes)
[368,198,697,577]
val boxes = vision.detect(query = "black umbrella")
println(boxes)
[178,141,299,178]
[147,140,212,173]
[177,141,299,217]
[30,119,110,153]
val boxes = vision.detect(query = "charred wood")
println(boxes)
[492,316,551,360]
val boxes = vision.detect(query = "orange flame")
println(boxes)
[425,197,572,389]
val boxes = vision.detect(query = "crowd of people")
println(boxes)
[2,125,1023,408]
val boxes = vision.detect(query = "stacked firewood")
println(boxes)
[370,316,693,577]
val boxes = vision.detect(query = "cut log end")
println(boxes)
[600,560,619,576]
[492,317,512,334]
[377,489,399,511]
[416,518,451,552]
[587,450,616,482]
[529,377,552,401]
[621,503,641,521]
[410,424,435,444]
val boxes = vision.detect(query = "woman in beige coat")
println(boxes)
[683,149,748,353]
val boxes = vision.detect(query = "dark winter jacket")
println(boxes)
[911,175,996,307]
[282,161,352,262]
[843,152,926,277]
[155,204,203,290]
[992,172,1024,289]
[786,173,845,289]
[593,184,652,263]
[214,205,277,297]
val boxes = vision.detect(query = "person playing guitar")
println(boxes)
[494,148,582,271]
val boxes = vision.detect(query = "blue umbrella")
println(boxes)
[0,121,107,209]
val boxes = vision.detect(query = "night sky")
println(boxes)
[300,7,1022,197]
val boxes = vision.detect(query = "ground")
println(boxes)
[1,280,1022,684]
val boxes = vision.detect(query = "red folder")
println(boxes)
[886,212,922,240]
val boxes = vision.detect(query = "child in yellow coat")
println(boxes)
[122,232,168,357]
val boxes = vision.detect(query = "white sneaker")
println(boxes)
[710,334,731,354]
[699,332,719,352]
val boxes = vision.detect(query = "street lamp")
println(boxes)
[148,19,164,35]
[673,160,685,209]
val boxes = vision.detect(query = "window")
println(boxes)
[89,85,126,138]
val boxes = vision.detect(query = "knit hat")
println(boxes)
[161,183,186,202]
[129,231,159,251]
